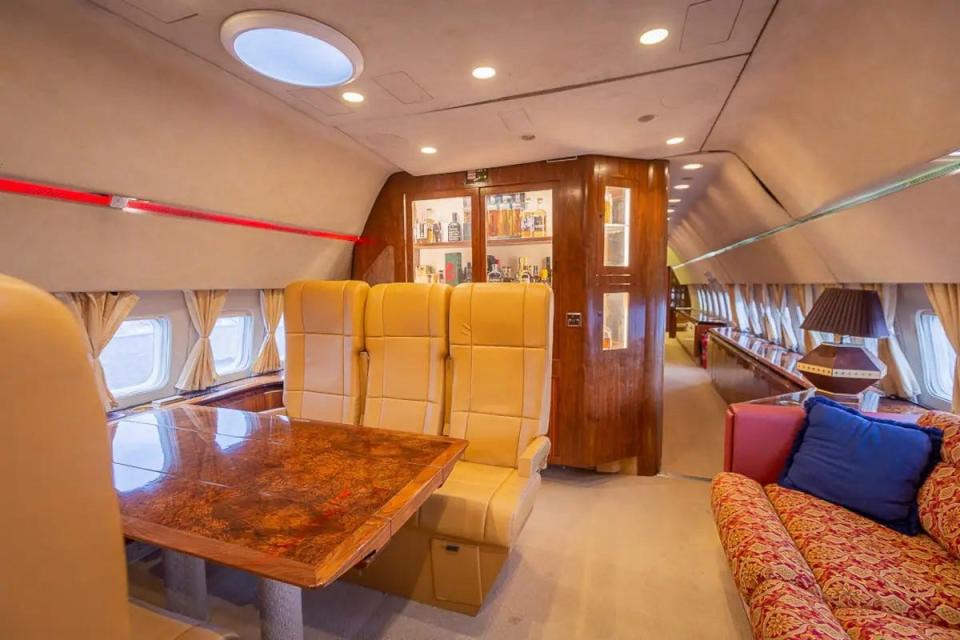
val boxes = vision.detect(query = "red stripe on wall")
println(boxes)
[0,176,362,244]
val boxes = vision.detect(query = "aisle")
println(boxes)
[661,337,729,479]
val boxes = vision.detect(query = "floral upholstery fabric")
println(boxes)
[748,580,849,640]
[766,483,960,629]
[919,411,960,464]
[835,608,960,639]
[711,473,820,600]
[918,411,960,560]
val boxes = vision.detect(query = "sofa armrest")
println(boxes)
[724,404,805,485]
[519,436,551,478]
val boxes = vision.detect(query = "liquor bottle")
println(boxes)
[433,220,443,243]
[512,195,524,238]
[464,261,472,282]
[604,192,613,224]
[488,196,499,238]
[499,195,511,238]
[448,212,462,242]
[425,221,435,244]
[463,199,472,241]
[534,198,547,237]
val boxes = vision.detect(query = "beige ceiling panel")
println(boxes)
[680,0,742,50]
[710,231,837,284]
[707,0,960,218]
[374,71,433,105]
[1,0,390,291]
[88,0,774,123]
[118,0,196,23]
[340,56,747,174]
[791,174,960,284]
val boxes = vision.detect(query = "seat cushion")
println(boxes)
[417,461,539,546]
[748,580,849,640]
[711,473,820,600]
[767,484,960,628]
[129,600,238,640]
[834,608,960,640]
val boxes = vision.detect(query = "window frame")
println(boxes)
[99,315,172,400]
[916,309,957,403]
[211,311,256,380]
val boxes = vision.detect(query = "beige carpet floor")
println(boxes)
[127,338,748,639]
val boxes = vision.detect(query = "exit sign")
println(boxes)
[465,169,489,186]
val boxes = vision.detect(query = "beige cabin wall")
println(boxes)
[0,0,393,292]
[671,0,960,285]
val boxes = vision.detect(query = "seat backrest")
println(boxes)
[362,283,451,435]
[283,280,369,424]
[448,283,553,468]
[0,274,130,639]
[918,410,960,558]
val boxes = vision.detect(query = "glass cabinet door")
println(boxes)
[411,195,474,285]
[482,187,553,285]
[603,185,631,267]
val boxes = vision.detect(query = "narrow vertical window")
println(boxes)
[602,292,629,350]
[603,186,631,267]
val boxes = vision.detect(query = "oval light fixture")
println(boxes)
[341,91,364,103]
[666,136,685,145]
[682,163,703,170]
[639,28,669,46]
[668,208,675,214]
[420,146,438,155]
[221,11,363,87]
[674,184,690,190]
[668,198,682,203]
[472,66,496,80]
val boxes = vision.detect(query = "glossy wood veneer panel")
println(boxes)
[111,407,465,588]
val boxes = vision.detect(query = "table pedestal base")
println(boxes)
[258,578,304,640]
[162,549,208,621]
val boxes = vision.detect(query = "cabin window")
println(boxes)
[99,317,171,397]
[917,310,957,403]
[276,315,286,365]
[211,313,254,376]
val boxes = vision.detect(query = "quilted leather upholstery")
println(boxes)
[283,280,369,424]
[362,283,450,435]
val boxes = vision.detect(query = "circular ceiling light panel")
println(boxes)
[420,146,438,155]
[472,66,497,80]
[221,11,363,87]
[341,91,364,103]
[639,28,669,46]
[682,163,703,170]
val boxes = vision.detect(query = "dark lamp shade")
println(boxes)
[801,288,889,339]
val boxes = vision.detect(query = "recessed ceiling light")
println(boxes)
[666,136,685,145]
[639,28,669,46]
[341,91,364,103]
[668,198,682,203]
[674,184,690,190]
[472,66,496,80]
[668,208,675,214]
[682,163,703,170]
[420,146,437,155]
[221,11,363,87]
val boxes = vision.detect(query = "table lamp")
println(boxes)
[797,288,889,401]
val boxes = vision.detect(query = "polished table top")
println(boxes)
[109,406,466,588]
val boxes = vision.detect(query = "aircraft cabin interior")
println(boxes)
[4,1,960,639]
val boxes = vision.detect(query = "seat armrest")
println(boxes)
[259,407,286,416]
[724,404,804,485]
[519,436,551,478]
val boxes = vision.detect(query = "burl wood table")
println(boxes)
[109,406,466,640]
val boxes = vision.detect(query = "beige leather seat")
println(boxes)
[283,280,369,423]
[0,274,236,640]
[350,282,553,614]
[362,282,451,434]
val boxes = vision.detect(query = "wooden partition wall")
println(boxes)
[352,156,668,474]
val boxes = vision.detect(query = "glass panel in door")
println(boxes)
[603,186,630,267]
[483,188,553,285]
[411,196,473,285]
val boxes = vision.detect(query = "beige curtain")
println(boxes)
[252,289,283,374]
[175,290,227,391]
[759,285,782,344]
[60,292,139,410]
[860,284,921,400]
[775,285,799,351]
[745,285,764,335]
[727,284,748,331]
[924,284,960,411]
[791,284,823,354]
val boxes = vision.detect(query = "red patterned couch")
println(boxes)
[713,403,960,640]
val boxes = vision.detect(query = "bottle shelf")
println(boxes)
[413,241,472,249]
[487,236,553,247]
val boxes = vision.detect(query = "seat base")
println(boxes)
[345,523,509,616]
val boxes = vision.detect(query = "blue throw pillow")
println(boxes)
[780,396,942,535]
